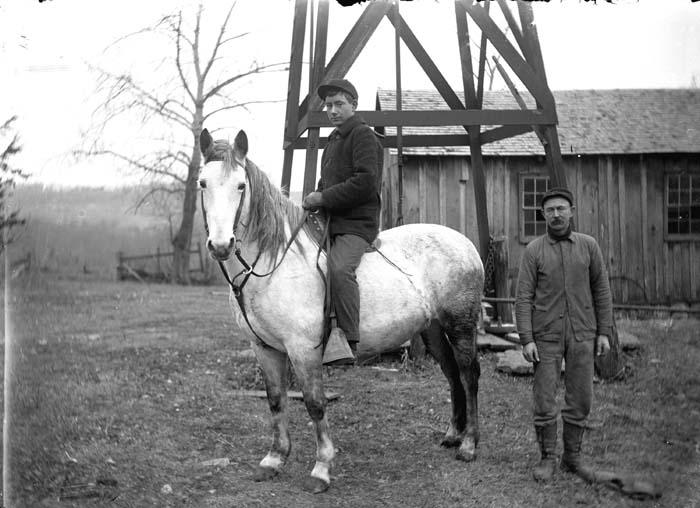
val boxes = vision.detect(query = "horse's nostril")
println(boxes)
[228,237,236,249]
[207,239,215,251]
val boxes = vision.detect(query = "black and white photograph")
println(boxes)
[2,0,699,506]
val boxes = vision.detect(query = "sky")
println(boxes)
[2,0,700,192]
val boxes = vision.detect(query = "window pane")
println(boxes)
[680,173,690,189]
[524,178,533,193]
[536,178,547,193]
[524,193,534,207]
[535,222,547,236]
[668,174,678,189]
[691,220,700,234]
[679,220,690,235]
[668,220,678,235]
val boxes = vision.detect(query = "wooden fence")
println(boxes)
[117,244,206,282]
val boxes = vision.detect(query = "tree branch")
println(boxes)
[175,12,196,104]
[201,2,237,83]
[203,99,285,122]
[204,61,288,101]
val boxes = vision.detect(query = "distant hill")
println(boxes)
[9,184,202,279]
[8,184,306,280]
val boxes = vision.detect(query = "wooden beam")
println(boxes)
[516,1,565,188]
[479,124,533,145]
[303,0,330,197]
[495,0,526,58]
[461,0,553,111]
[492,56,546,145]
[476,0,489,106]
[455,1,490,261]
[302,109,554,130]
[297,0,392,123]
[292,134,476,150]
[281,0,308,192]
[387,10,465,112]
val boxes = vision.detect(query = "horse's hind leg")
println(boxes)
[421,320,466,448]
[251,342,291,481]
[287,348,335,494]
[443,302,481,462]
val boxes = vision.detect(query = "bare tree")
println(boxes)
[80,3,286,283]
[1,116,28,253]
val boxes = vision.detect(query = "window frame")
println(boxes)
[518,173,551,244]
[664,171,700,242]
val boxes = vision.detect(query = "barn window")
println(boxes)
[666,173,700,240]
[519,174,551,242]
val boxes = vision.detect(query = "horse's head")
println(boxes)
[199,128,249,261]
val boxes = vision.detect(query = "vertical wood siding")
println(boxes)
[382,151,700,304]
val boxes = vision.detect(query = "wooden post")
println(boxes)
[116,251,124,280]
[197,242,204,273]
[302,0,329,198]
[281,0,308,194]
[492,236,513,323]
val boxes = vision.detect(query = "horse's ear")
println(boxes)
[234,130,248,161]
[200,128,213,156]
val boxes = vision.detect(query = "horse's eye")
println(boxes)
[198,179,207,189]
[237,183,246,192]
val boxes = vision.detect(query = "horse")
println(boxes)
[198,127,485,493]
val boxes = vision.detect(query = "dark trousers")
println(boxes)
[533,317,595,428]
[328,233,368,344]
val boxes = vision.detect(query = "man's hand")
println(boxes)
[302,191,324,211]
[596,335,610,356]
[522,342,539,363]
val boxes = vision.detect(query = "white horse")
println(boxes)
[198,128,484,493]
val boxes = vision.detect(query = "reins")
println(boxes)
[200,188,308,343]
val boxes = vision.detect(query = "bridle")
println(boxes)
[199,167,309,343]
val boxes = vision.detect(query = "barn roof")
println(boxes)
[375,88,700,156]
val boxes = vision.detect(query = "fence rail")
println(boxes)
[117,244,205,281]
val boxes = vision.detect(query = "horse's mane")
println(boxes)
[244,158,305,260]
[214,143,304,261]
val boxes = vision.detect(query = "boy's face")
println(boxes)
[324,92,356,127]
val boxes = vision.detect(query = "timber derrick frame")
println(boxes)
[281,0,566,260]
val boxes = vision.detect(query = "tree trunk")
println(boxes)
[171,119,203,284]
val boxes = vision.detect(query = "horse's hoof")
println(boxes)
[302,476,330,494]
[440,435,462,448]
[456,438,477,462]
[252,466,279,482]
[456,449,477,462]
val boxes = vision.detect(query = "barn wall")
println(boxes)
[381,151,700,304]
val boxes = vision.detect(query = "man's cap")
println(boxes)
[317,78,358,101]
[540,187,574,208]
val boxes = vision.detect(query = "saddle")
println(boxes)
[304,211,380,253]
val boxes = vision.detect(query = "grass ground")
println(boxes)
[2,275,699,507]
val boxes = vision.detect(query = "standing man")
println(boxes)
[302,78,383,361]
[515,187,613,482]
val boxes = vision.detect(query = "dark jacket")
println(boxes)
[318,114,383,243]
[514,231,614,345]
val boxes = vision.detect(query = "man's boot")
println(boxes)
[561,422,595,482]
[532,423,557,481]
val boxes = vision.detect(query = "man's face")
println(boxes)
[542,196,573,233]
[324,92,356,127]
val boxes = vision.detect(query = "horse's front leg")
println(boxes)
[251,342,291,481]
[288,347,335,494]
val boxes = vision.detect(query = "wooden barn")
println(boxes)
[376,88,700,306]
